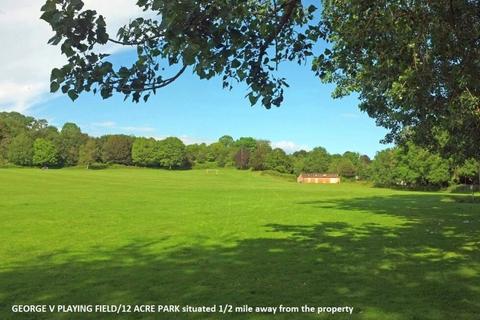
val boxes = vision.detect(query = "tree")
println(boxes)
[249,140,272,171]
[0,112,41,161]
[394,144,450,187]
[425,156,451,187]
[370,149,398,187]
[186,143,209,164]
[234,148,250,170]
[218,135,234,147]
[37,126,60,142]
[327,153,342,173]
[357,155,372,180]
[101,135,133,165]
[59,123,86,166]
[42,1,480,163]
[41,0,323,108]
[336,158,356,178]
[456,159,479,185]
[8,133,34,166]
[208,142,230,167]
[317,1,480,161]
[291,150,308,175]
[132,137,160,167]
[234,137,258,152]
[33,138,60,167]
[157,137,187,169]
[78,139,99,167]
[265,148,292,173]
[371,144,451,188]
[303,147,330,173]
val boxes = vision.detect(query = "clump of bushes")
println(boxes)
[260,170,296,182]
[87,163,108,170]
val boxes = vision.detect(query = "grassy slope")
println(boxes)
[0,168,478,320]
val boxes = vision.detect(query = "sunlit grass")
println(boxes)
[0,168,479,319]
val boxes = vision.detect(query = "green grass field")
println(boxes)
[0,168,479,319]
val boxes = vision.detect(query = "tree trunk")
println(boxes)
[478,163,480,193]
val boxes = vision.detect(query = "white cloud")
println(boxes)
[92,121,117,128]
[122,126,156,133]
[151,135,214,145]
[178,135,215,145]
[271,140,311,154]
[0,0,145,112]
[91,121,155,133]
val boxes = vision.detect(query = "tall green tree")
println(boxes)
[59,123,86,166]
[186,143,209,164]
[42,0,480,163]
[249,140,272,171]
[33,138,60,167]
[234,148,250,170]
[303,147,330,173]
[370,149,398,187]
[291,150,308,175]
[78,139,99,167]
[357,155,372,180]
[265,148,292,173]
[218,135,234,147]
[157,137,187,169]
[456,159,480,185]
[8,133,34,166]
[318,1,480,161]
[0,112,41,161]
[132,137,160,167]
[101,135,133,165]
[208,142,231,167]
[234,137,258,152]
[335,158,356,178]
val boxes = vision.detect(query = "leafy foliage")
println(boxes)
[371,144,451,188]
[4,112,476,189]
[41,0,323,108]
[265,148,292,173]
[40,0,480,163]
[234,148,250,170]
[78,139,100,167]
[8,133,34,166]
[302,147,330,173]
[318,0,480,160]
[249,140,272,171]
[101,135,134,165]
[132,138,160,167]
[33,138,60,167]
[156,137,188,169]
[59,123,87,166]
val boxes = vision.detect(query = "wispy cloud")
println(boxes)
[0,1,146,112]
[91,121,155,133]
[122,126,156,133]
[151,135,214,145]
[92,121,117,128]
[271,140,311,154]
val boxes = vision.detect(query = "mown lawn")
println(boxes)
[0,168,479,319]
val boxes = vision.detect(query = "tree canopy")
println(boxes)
[40,0,322,108]
[317,0,480,161]
[2,112,479,188]
[41,0,480,161]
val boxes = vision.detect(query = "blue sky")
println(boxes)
[28,48,390,157]
[2,1,391,157]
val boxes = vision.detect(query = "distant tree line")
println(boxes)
[1,112,478,189]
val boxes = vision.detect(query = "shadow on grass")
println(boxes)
[1,194,479,319]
